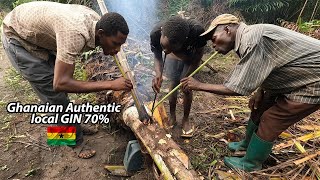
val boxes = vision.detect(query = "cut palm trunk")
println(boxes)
[123,106,199,179]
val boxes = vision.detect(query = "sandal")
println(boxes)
[166,120,178,129]
[81,125,98,135]
[181,125,195,138]
[73,141,96,159]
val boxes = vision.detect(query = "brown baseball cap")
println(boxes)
[200,14,240,36]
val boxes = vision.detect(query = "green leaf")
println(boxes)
[209,159,218,166]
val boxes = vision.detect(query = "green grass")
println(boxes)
[168,0,190,16]
[4,68,37,102]
[12,0,35,8]
[191,143,225,171]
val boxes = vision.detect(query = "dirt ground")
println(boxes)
[1,41,319,180]
[0,42,156,180]
[0,40,237,180]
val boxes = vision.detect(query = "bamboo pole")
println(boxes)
[296,0,308,25]
[310,0,319,21]
[153,51,218,110]
[113,55,150,123]
[98,0,150,122]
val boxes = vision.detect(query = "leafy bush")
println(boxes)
[228,0,320,23]
[298,19,320,33]
[12,0,35,8]
[0,0,16,9]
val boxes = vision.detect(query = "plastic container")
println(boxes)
[123,140,143,172]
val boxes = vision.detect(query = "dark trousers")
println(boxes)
[250,92,320,142]
[2,33,83,145]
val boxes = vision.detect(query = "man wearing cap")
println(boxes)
[181,14,320,171]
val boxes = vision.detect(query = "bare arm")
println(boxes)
[186,47,204,75]
[198,83,240,96]
[53,60,132,93]
[180,77,240,96]
[152,49,164,93]
[153,49,163,77]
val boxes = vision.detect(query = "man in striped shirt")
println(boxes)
[181,14,320,171]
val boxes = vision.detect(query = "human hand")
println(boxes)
[248,89,264,111]
[110,77,133,91]
[180,77,202,91]
[152,76,163,93]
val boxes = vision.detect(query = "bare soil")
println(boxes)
[0,44,154,180]
[1,43,319,180]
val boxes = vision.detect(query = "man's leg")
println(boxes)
[181,90,192,133]
[257,96,320,141]
[250,92,278,126]
[2,34,69,106]
[228,92,278,151]
[2,36,83,141]
[168,80,179,127]
[2,34,94,158]
[225,96,320,171]
[180,64,194,136]
[165,55,183,127]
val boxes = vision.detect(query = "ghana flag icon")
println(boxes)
[47,126,76,146]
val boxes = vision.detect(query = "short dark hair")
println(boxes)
[97,12,129,36]
[162,16,190,47]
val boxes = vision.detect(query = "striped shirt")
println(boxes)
[224,23,320,104]
[2,1,100,64]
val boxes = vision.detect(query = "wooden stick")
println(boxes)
[273,131,320,150]
[153,51,218,110]
[294,151,320,165]
[96,0,108,14]
[291,164,306,180]
[151,53,167,113]
[229,110,236,120]
[310,0,319,21]
[113,54,150,123]
[296,0,309,25]
[200,59,217,73]
[205,126,245,139]
[97,2,149,122]
[293,139,320,178]
[97,0,146,118]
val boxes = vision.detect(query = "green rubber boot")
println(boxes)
[228,119,258,151]
[224,132,273,172]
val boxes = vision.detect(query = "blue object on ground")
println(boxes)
[123,140,143,172]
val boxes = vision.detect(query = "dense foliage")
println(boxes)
[227,0,320,23]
